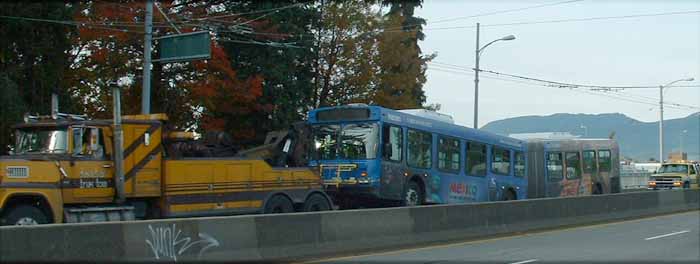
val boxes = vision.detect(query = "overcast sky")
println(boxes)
[415,0,700,128]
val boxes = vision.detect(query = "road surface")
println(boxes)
[309,210,699,264]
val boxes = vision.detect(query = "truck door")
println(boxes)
[62,126,114,203]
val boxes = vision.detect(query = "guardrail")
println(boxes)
[621,172,651,190]
[0,189,698,262]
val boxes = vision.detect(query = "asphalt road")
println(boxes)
[310,210,700,264]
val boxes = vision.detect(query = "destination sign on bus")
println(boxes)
[316,108,370,122]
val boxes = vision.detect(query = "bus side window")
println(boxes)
[407,129,432,169]
[547,152,563,181]
[491,146,511,175]
[599,150,611,173]
[438,135,460,173]
[514,151,525,177]
[565,152,581,179]
[382,124,403,162]
[466,141,487,176]
[582,150,596,174]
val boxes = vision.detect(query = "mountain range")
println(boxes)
[481,112,700,162]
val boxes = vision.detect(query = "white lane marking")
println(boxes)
[509,259,538,264]
[644,230,690,241]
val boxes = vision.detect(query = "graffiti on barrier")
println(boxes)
[145,224,220,261]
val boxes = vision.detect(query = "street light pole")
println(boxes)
[473,23,480,129]
[658,77,694,163]
[680,129,687,155]
[473,23,515,129]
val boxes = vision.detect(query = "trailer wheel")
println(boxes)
[0,205,49,226]
[303,193,331,212]
[264,195,294,214]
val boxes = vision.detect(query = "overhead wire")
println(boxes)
[426,62,700,111]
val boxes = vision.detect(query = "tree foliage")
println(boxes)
[0,0,435,153]
[0,2,76,154]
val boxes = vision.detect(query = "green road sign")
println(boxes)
[156,31,211,63]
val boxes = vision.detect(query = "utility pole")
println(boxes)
[113,83,125,204]
[473,23,480,129]
[142,0,153,115]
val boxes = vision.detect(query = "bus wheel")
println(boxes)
[593,183,603,195]
[503,190,516,201]
[264,195,294,214]
[0,205,49,226]
[403,181,423,207]
[304,193,331,212]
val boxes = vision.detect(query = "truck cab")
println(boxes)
[648,161,699,190]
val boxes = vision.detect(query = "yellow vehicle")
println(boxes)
[0,112,331,225]
[648,160,699,190]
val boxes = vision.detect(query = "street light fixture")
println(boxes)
[658,77,694,163]
[473,23,515,129]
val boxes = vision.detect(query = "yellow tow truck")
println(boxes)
[0,111,331,225]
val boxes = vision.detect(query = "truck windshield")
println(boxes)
[312,123,378,160]
[15,128,69,154]
[658,164,688,174]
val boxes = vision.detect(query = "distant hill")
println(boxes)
[481,112,700,162]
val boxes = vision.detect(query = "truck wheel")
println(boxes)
[264,195,294,214]
[303,193,331,212]
[402,181,423,207]
[0,205,49,226]
[683,182,690,189]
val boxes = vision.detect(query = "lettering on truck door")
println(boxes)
[64,127,114,202]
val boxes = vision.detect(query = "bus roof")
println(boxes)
[308,105,526,149]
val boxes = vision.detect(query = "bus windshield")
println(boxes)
[658,164,688,174]
[312,123,379,160]
[15,128,69,154]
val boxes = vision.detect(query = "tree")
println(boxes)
[0,2,77,154]
[375,0,435,110]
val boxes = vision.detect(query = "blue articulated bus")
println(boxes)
[307,104,528,208]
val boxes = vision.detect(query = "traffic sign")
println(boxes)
[156,31,211,63]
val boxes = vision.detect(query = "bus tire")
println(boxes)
[503,189,516,201]
[402,181,423,207]
[304,193,331,212]
[592,183,603,195]
[263,195,294,214]
[0,205,49,226]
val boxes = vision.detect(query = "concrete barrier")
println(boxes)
[1,189,698,262]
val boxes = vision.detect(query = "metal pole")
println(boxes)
[142,0,153,115]
[473,22,480,129]
[113,85,125,204]
[659,85,664,163]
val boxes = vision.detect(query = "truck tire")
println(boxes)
[683,181,690,189]
[0,205,49,226]
[263,195,294,214]
[303,193,331,212]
